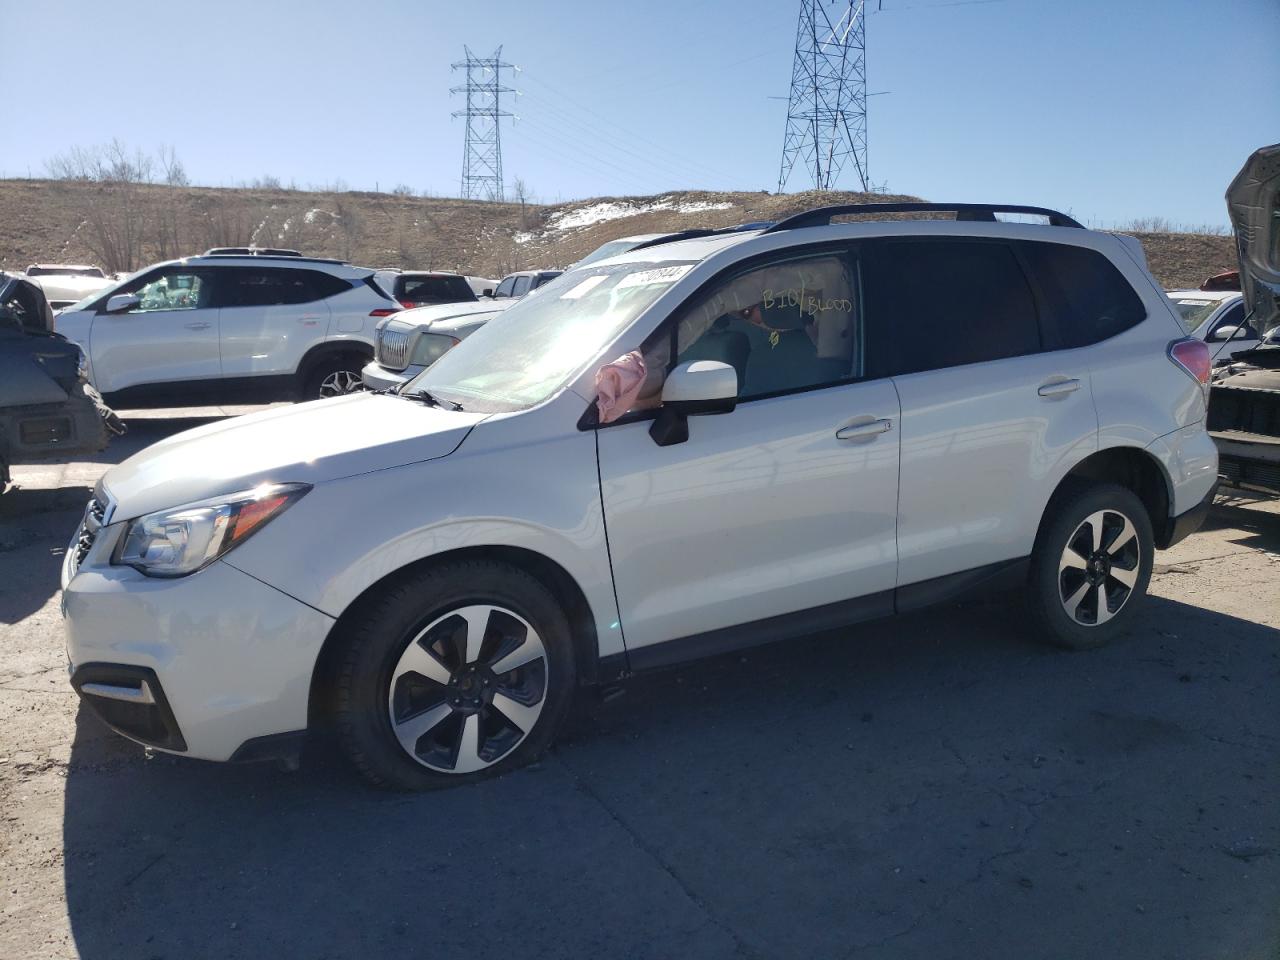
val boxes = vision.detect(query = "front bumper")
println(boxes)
[360,360,424,393]
[63,553,335,762]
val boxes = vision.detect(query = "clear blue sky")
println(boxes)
[2,0,1277,227]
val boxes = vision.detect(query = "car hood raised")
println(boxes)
[1227,143,1280,338]
[101,392,487,520]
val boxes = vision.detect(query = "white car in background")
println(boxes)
[25,263,113,311]
[361,300,511,392]
[1167,289,1259,361]
[55,252,400,404]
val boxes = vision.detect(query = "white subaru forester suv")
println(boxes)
[63,203,1219,790]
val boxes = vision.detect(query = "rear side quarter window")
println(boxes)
[1019,241,1146,349]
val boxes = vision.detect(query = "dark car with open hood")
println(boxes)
[0,271,122,492]
[1207,143,1280,496]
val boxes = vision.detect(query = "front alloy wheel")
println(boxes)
[334,561,575,790]
[388,605,549,773]
[1057,509,1141,626]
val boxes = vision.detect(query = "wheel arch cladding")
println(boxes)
[307,545,601,728]
[298,340,373,379]
[1053,447,1171,533]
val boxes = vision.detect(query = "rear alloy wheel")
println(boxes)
[1028,482,1153,650]
[301,355,367,401]
[318,368,363,398]
[1057,510,1141,627]
[334,561,575,790]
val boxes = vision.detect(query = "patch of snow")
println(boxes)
[547,196,734,232]
[513,231,535,245]
[304,208,331,225]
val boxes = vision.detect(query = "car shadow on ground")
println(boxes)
[61,594,1280,960]
[1202,495,1280,552]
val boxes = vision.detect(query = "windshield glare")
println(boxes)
[405,260,694,412]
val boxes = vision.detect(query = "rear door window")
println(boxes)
[1018,241,1146,349]
[861,238,1041,377]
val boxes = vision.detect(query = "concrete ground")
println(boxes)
[1,408,1277,960]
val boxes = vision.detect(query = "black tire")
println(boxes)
[1027,481,1154,650]
[334,561,576,790]
[301,353,367,400]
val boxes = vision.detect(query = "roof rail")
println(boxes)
[204,246,303,257]
[199,253,351,266]
[627,221,779,253]
[763,203,1084,233]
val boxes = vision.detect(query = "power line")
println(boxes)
[451,46,514,201]
[778,1,869,192]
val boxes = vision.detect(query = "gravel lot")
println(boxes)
[1,409,1277,960]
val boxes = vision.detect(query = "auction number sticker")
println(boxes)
[615,264,693,291]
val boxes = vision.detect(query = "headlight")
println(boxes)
[409,333,460,368]
[113,483,310,577]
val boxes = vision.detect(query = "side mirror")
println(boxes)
[1211,324,1244,341]
[481,288,494,297]
[649,360,738,447]
[105,293,140,313]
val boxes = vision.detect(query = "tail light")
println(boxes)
[398,299,417,309]
[1168,337,1211,385]
[369,308,399,318]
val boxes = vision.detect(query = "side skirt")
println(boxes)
[599,557,1030,681]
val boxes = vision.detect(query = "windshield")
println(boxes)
[404,260,694,412]
[1170,297,1222,333]
[575,240,645,268]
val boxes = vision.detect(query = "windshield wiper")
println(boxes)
[404,388,464,411]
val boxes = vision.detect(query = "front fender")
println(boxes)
[222,426,625,661]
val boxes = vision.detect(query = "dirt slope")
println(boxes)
[0,179,1234,289]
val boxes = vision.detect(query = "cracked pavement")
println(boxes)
[1,409,1278,959]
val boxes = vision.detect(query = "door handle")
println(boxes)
[1037,378,1081,398]
[836,418,893,441]
[184,321,212,330]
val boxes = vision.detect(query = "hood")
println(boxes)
[1226,143,1280,338]
[101,392,487,520]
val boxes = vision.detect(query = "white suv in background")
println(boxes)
[63,202,1218,790]
[55,253,400,404]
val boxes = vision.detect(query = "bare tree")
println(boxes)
[512,177,535,228]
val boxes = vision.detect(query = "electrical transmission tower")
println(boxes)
[777,1,869,193]
[451,46,515,201]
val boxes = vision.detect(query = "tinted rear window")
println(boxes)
[863,239,1040,377]
[1019,241,1146,349]
[219,268,348,307]
[398,275,475,305]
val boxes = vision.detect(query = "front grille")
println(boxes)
[70,496,106,574]
[376,327,412,370]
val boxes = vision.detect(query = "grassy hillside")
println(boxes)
[0,179,1235,290]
